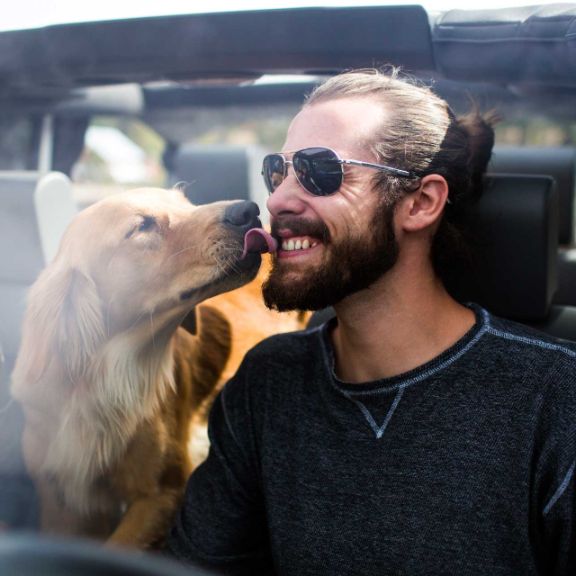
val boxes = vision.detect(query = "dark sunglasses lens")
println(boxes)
[263,154,286,193]
[293,148,342,196]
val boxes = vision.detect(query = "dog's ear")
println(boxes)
[56,268,105,377]
[13,266,105,386]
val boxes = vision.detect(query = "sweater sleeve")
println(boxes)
[166,367,274,576]
[533,357,576,576]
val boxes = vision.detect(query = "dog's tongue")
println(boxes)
[242,228,278,258]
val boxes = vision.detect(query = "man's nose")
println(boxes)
[266,173,307,217]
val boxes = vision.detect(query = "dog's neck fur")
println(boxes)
[14,313,181,515]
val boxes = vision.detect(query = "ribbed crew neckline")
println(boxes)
[318,303,488,395]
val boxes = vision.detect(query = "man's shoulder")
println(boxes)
[485,311,576,358]
[481,310,576,388]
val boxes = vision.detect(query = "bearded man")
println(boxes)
[167,69,576,576]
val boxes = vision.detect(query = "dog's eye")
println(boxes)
[125,216,158,239]
[138,216,157,232]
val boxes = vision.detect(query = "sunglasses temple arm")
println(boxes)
[340,159,418,180]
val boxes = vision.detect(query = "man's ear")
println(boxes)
[399,174,449,233]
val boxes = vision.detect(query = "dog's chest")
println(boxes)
[37,416,132,515]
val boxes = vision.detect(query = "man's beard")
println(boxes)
[262,197,399,312]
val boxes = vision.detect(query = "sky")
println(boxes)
[0,0,561,32]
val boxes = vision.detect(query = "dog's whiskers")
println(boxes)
[167,245,200,261]
[215,250,243,276]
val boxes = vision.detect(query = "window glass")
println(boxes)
[71,117,167,207]
[0,113,38,171]
[495,118,576,146]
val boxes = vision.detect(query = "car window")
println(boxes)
[0,113,39,171]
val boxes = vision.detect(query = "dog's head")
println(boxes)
[62,188,266,326]
[13,188,273,386]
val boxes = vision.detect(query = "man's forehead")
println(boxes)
[283,96,385,155]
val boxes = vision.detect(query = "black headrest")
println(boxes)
[489,146,576,245]
[447,174,558,321]
[170,145,250,204]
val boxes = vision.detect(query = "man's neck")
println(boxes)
[330,265,476,384]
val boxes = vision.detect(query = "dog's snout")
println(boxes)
[223,201,261,232]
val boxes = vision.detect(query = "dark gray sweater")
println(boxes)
[167,305,576,575]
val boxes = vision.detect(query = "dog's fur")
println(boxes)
[11,188,267,548]
[188,257,310,463]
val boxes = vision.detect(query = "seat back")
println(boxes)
[34,171,77,263]
[0,172,77,529]
[488,146,576,245]
[0,172,44,386]
[169,144,270,225]
[488,146,576,306]
[446,173,558,322]
[0,171,77,387]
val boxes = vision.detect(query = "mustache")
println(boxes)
[271,217,330,242]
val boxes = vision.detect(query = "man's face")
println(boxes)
[263,96,400,312]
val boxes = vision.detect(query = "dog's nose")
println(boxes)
[223,201,261,232]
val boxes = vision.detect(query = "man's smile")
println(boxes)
[272,218,329,260]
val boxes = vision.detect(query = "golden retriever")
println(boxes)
[10,187,279,548]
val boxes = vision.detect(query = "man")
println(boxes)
[167,69,576,575]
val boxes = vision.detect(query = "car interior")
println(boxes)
[1,2,576,573]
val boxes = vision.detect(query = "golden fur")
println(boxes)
[11,188,271,548]
[189,257,310,462]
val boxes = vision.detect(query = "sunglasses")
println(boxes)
[262,146,419,197]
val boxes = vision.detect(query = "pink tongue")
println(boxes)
[242,228,278,258]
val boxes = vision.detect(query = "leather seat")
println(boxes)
[168,144,270,225]
[0,171,76,532]
[0,172,46,388]
[446,173,558,323]
[488,146,576,306]
[489,146,576,246]
[309,173,576,342]
[0,171,76,385]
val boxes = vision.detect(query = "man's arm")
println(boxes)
[533,364,576,576]
[538,458,575,576]
[166,374,274,576]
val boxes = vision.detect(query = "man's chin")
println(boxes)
[262,270,340,312]
[262,275,312,311]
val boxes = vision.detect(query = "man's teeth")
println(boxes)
[281,237,318,251]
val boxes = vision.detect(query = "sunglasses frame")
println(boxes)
[262,146,419,197]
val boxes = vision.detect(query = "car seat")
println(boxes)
[489,146,576,306]
[168,144,270,225]
[0,171,77,386]
[309,173,576,342]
